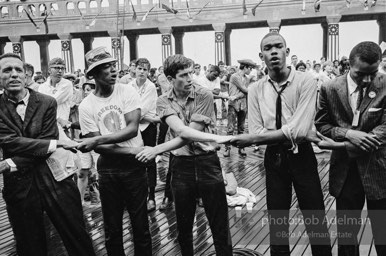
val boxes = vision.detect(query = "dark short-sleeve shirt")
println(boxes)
[157,84,219,156]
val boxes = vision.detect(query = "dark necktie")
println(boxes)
[356,86,365,110]
[271,82,288,129]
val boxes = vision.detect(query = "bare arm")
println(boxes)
[77,109,141,152]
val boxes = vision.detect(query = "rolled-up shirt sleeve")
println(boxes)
[281,76,318,142]
[156,96,178,123]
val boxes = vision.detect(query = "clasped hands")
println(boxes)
[57,137,99,153]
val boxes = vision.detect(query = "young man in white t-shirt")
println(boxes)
[77,47,152,256]
[128,58,160,212]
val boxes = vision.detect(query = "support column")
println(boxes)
[377,14,386,45]
[80,36,94,68]
[213,23,226,66]
[159,27,173,62]
[58,34,74,73]
[267,19,281,33]
[125,33,139,61]
[0,40,6,55]
[321,21,328,60]
[326,15,341,61]
[108,31,122,70]
[224,28,232,65]
[36,38,50,78]
[9,36,24,61]
[81,36,94,54]
[172,31,184,55]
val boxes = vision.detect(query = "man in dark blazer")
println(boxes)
[0,53,95,256]
[315,41,386,256]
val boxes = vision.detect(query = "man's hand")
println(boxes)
[345,130,381,152]
[136,146,158,163]
[76,137,100,153]
[212,88,221,95]
[315,132,341,150]
[214,135,234,144]
[306,130,322,143]
[57,118,71,129]
[230,134,256,148]
[57,140,79,153]
[0,161,10,174]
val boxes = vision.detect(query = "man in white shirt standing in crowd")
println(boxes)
[224,59,255,157]
[231,32,332,256]
[119,59,136,84]
[128,58,160,212]
[39,58,73,137]
[192,63,203,80]
[196,65,229,120]
[77,47,151,255]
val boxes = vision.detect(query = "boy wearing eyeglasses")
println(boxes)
[39,58,73,138]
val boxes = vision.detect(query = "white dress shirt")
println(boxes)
[347,71,366,113]
[248,69,318,152]
[39,77,73,121]
[129,79,158,132]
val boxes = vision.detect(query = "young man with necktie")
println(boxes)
[230,32,332,256]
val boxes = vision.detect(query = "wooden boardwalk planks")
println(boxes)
[0,147,377,256]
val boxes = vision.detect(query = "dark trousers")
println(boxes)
[227,105,247,135]
[98,155,152,256]
[336,162,386,256]
[141,123,157,191]
[4,168,95,256]
[170,153,232,256]
[265,143,332,256]
[163,153,173,200]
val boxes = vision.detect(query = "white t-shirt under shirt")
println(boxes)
[79,83,143,148]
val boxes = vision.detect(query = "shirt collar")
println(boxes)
[133,78,150,89]
[347,71,358,96]
[6,88,30,105]
[167,83,196,100]
[267,67,295,88]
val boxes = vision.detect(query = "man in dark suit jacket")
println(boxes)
[315,42,386,256]
[0,53,95,256]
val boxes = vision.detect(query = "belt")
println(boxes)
[171,151,217,158]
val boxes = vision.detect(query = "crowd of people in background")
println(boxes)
[0,34,386,256]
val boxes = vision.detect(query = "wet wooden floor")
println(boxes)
[0,146,377,256]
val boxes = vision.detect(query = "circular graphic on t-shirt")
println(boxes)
[103,111,122,133]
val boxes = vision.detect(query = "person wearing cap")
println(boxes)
[128,58,160,212]
[39,57,73,138]
[77,47,152,255]
[135,54,234,256]
[315,41,386,256]
[224,58,256,157]
[0,53,95,256]
[230,32,332,256]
